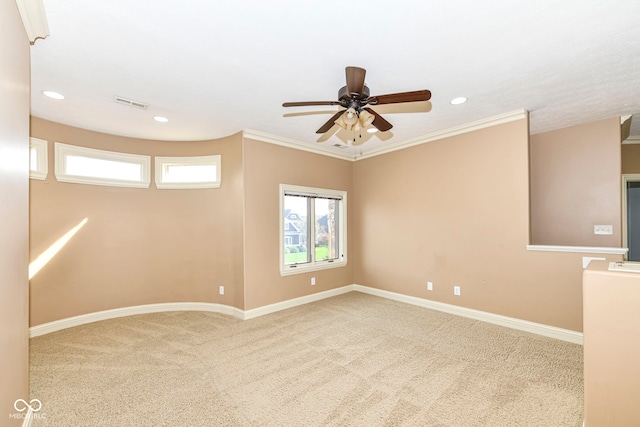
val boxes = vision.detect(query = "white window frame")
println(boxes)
[29,137,48,180]
[280,184,347,276]
[155,155,221,189]
[54,142,150,188]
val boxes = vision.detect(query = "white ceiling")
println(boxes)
[30,0,640,158]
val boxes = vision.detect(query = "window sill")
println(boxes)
[156,182,221,190]
[29,171,47,180]
[280,260,347,276]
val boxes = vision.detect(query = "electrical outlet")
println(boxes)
[311,277,316,286]
[219,285,224,295]
[454,286,461,296]
[427,281,433,291]
[594,225,613,235]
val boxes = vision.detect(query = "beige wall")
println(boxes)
[622,143,640,174]
[29,115,626,332]
[242,138,354,310]
[583,261,640,425]
[353,119,619,331]
[530,118,621,246]
[28,125,355,324]
[0,1,30,424]
[29,118,245,325]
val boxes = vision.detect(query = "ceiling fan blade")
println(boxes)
[374,129,394,141]
[283,110,339,118]
[283,101,340,107]
[316,110,346,133]
[369,90,431,105]
[363,107,393,132]
[345,66,366,97]
[370,101,432,115]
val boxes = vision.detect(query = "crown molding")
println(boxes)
[354,109,528,161]
[245,110,528,162]
[16,0,50,44]
[242,129,355,161]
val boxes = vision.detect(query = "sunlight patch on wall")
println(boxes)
[29,218,88,280]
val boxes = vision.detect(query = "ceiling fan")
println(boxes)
[282,66,431,137]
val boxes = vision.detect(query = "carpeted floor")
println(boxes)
[29,292,584,426]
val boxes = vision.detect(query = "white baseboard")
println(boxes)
[241,286,355,320]
[351,285,583,344]
[29,284,582,344]
[29,302,244,338]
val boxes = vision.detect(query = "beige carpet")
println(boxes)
[30,292,584,426]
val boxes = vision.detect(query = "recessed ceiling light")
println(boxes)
[153,116,169,123]
[366,127,378,133]
[450,97,468,105]
[42,90,65,100]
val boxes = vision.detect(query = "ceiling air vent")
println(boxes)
[114,96,148,110]
[333,144,348,149]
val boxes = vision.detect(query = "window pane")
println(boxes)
[315,198,339,260]
[284,195,309,265]
[66,155,141,181]
[163,164,216,183]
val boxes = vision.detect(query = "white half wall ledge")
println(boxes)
[622,135,640,144]
[527,245,628,255]
[29,284,583,344]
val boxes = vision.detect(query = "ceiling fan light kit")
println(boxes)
[342,108,359,126]
[359,109,375,127]
[333,108,375,134]
[283,66,431,144]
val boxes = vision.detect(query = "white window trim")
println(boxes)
[155,155,221,189]
[54,142,150,188]
[29,137,48,180]
[280,184,347,276]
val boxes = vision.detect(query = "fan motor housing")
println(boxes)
[338,85,370,101]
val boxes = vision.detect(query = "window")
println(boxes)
[155,155,221,189]
[280,184,347,275]
[29,137,48,180]
[55,143,150,188]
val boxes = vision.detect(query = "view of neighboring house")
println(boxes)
[284,209,306,248]
[284,209,333,250]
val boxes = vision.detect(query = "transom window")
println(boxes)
[155,155,221,189]
[280,184,347,275]
[54,143,150,188]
